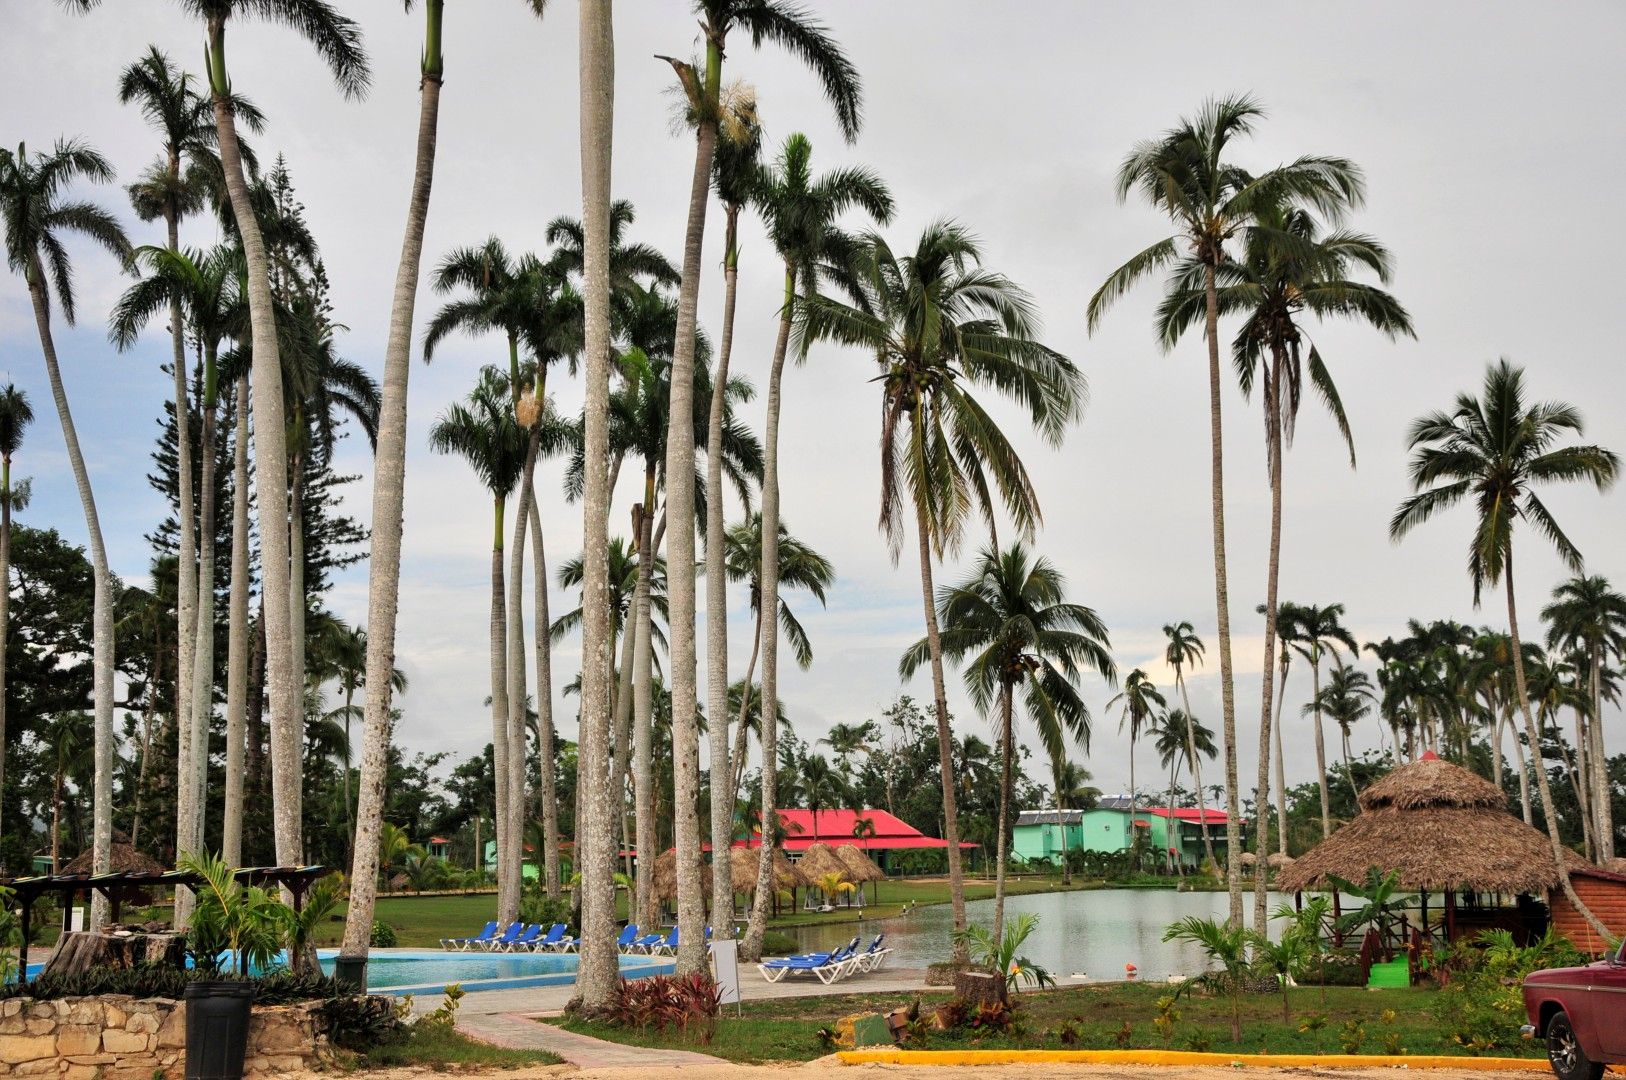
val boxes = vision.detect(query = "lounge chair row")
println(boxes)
[757,934,890,985]
[439,921,578,953]
[615,924,724,956]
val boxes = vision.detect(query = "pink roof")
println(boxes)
[1144,807,1235,824]
[737,808,976,851]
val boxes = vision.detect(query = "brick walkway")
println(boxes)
[454,1011,723,1069]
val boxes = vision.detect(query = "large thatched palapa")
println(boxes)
[833,844,886,884]
[1277,752,1588,896]
[794,842,852,884]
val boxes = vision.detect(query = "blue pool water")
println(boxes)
[316,949,673,996]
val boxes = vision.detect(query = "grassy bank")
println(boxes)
[554,983,1544,1065]
[349,1023,562,1069]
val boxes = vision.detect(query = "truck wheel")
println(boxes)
[1547,1012,1604,1080]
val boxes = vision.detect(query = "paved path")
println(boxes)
[430,967,934,1069]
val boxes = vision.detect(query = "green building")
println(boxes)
[1013,797,1234,869]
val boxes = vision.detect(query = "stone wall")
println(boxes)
[0,995,330,1080]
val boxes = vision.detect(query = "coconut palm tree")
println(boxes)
[902,542,1114,940]
[1161,621,1217,868]
[0,384,32,851]
[1107,669,1165,818]
[573,0,619,1008]
[1312,666,1374,803]
[1285,604,1359,839]
[702,82,763,935]
[1088,95,1362,923]
[723,514,834,797]
[738,134,891,962]
[0,139,131,925]
[117,50,263,868]
[1392,358,1618,937]
[1265,602,1309,858]
[660,0,862,973]
[428,368,526,923]
[1152,709,1217,875]
[1543,576,1626,861]
[800,220,1083,958]
[1048,759,1099,885]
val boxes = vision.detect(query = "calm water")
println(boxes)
[789,888,1300,980]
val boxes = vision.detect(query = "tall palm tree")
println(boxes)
[801,220,1083,959]
[1543,576,1626,862]
[110,242,242,901]
[798,752,846,844]
[1287,603,1358,839]
[1088,95,1361,924]
[723,515,834,797]
[117,49,263,872]
[1266,602,1309,857]
[0,139,130,925]
[428,368,526,923]
[1392,358,1618,938]
[1312,665,1374,804]
[573,0,619,1008]
[703,81,763,936]
[902,541,1114,940]
[349,0,547,959]
[1152,709,1218,875]
[740,133,891,962]
[0,384,32,852]
[1161,621,1216,867]
[661,0,862,973]
[92,0,372,890]
[1107,669,1166,819]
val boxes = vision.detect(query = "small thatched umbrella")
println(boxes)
[1266,852,1295,871]
[60,832,165,923]
[796,843,855,907]
[834,844,886,905]
[1278,752,1591,943]
[651,848,712,906]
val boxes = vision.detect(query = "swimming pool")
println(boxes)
[315,949,674,996]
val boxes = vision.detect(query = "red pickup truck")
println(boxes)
[1523,943,1626,1080]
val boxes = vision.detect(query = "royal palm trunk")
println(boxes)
[488,496,514,924]
[528,495,560,897]
[574,0,621,1009]
[992,682,1014,942]
[26,254,114,926]
[189,354,220,876]
[1251,350,1285,934]
[631,494,657,933]
[222,375,251,867]
[208,23,303,884]
[504,433,539,921]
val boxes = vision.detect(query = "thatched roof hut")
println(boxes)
[651,848,710,901]
[60,832,164,876]
[833,844,886,884]
[795,842,851,884]
[1278,753,1589,895]
[727,847,808,894]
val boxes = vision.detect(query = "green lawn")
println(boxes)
[554,983,1545,1064]
[352,1023,562,1069]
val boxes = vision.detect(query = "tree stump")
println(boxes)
[41,929,187,977]
[953,966,1005,1006]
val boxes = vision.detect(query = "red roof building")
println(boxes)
[736,808,975,853]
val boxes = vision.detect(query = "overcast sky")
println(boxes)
[4,2,1625,808]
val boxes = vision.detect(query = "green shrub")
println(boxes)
[369,920,398,948]
[519,882,573,931]
[1435,929,1586,1053]
[321,994,409,1052]
[0,965,338,1003]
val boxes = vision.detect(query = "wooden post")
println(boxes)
[1445,889,1457,944]
[1421,890,1429,941]
[18,898,30,985]
[1332,890,1343,947]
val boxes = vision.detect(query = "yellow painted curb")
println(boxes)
[836,1048,1552,1069]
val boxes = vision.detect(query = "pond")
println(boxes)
[787,887,1303,980]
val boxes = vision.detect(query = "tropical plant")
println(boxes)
[662,0,864,975]
[1090,95,1364,922]
[1391,359,1618,937]
[1161,621,1218,868]
[953,912,1056,998]
[0,138,130,923]
[811,869,855,908]
[1327,867,1408,940]
[903,542,1114,939]
[1162,914,1252,1042]
[1151,709,1217,876]
[800,219,1084,959]
[1542,575,1626,862]
[1313,666,1375,803]
[180,852,287,976]
[1287,603,1360,839]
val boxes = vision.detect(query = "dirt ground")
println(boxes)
[365,1062,1546,1080]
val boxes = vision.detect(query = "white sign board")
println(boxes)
[710,939,741,1005]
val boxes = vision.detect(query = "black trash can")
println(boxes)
[333,956,368,995]
[183,981,255,1080]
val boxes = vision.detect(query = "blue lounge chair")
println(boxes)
[649,926,680,956]
[615,925,641,953]
[480,922,527,952]
[501,924,545,952]
[843,934,889,976]
[526,924,567,952]
[757,941,857,984]
[629,928,668,954]
[441,921,498,951]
